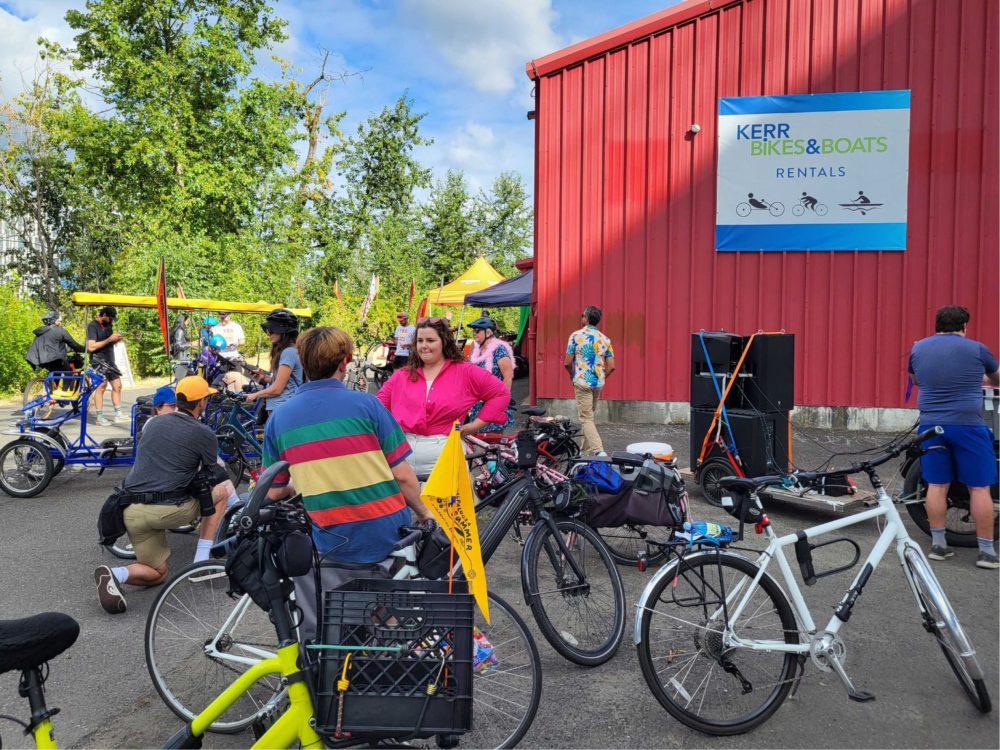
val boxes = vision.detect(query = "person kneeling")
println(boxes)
[94,376,232,614]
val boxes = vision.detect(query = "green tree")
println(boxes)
[475,171,533,276]
[0,67,79,308]
[41,0,316,374]
[422,170,482,283]
[306,95,432,312]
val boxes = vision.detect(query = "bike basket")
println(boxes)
[313,578,474,740]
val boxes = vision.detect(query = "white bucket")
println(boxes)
[626,442,674,461]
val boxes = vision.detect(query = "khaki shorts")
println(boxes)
[124,499,199,568]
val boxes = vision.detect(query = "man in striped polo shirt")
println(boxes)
[263,326,432,636]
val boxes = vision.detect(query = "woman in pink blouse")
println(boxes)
[377,317,510,476]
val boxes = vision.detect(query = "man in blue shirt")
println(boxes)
[908,305,1000,569]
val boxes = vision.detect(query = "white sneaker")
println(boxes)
[113,412,126,423]
[95,415,114,427]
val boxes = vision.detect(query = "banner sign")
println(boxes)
[358,273,379,326]
[716,90,910,251]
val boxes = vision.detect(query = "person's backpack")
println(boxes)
[97,487,132,546]
[574,460,625,494]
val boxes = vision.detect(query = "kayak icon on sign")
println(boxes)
[839,190,883,216]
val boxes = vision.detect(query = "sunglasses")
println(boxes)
[417,317,447,325]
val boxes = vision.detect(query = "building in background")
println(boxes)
[525,0,998,429]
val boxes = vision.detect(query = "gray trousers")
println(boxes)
[293,559,393,643]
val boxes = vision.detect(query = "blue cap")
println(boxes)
[152,385,176,407]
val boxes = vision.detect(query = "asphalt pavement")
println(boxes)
[0,387,997,749]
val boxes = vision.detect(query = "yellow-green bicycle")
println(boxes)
[2,461,539,748]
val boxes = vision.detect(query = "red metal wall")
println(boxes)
[528,0,999,408]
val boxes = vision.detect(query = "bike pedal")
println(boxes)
[847,688,876,702]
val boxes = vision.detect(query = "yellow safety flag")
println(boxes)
[420,422,490,623]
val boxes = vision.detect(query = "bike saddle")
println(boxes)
[0,612,79,674]
[520,406,546,417]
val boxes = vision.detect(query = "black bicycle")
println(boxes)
[468,431,627,667]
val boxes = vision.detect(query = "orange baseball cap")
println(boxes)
[175,375,218,401]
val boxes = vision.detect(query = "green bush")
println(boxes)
[0,283,47,395]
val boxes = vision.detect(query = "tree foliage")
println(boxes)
[0,0,532,389]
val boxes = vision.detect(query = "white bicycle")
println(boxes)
[634,426,992,735]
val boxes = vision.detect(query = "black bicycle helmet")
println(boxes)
[42,310,60,324]
[468,315,497,332]
[261,308,298,334]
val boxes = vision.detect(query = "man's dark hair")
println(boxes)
[583,306,602,326]
[935,305,970,333]
[99,306,117,320]
[176,395,200,414]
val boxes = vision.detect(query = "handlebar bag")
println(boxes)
[416,526,454,580]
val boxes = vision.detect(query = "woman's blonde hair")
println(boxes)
[297,326,354,381]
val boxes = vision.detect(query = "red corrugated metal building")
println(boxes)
[525,0,998,416]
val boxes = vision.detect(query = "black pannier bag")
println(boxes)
[585,459,689,528]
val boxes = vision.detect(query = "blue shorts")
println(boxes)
[919,424,998,488]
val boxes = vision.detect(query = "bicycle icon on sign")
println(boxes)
[736,193,784,218]
[792,192,829,217]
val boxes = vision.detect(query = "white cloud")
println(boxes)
[401,0,563,93]
[425,119,533,195]
[0,3,79,101]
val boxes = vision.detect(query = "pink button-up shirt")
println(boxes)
[376,360,511,436]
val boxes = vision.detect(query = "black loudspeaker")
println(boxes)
[691,407,790,477]
[743,334,795,412]
[690,332,746,409]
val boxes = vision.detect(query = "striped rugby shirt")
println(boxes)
[263,378,413,563]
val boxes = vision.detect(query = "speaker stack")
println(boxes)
[690,332,794,476]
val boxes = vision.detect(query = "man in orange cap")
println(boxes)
[94,376,231,614]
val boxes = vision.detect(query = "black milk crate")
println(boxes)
[314,578,474,740]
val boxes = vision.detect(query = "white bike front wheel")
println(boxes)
[144,560,285,733]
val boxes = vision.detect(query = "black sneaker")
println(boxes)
[95,565,127,614]
[928,546,954,561]
[976,552,999,569]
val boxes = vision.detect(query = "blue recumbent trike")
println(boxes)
[0,367,152,498]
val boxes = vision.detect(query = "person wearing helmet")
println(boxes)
[200,316,219,347]
[393,312,416,369]
[86,306,125,425]
[26,310,87,384]
[245,309,302,419]
[467,314,515,431]
[211,311,246,362]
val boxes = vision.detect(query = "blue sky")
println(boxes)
[0,0,683,194]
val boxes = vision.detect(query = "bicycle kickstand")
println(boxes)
[787,655,808,700]
[820,645,875,703]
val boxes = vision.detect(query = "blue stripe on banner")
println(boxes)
[715,223,907,251]
[719,90,910,116]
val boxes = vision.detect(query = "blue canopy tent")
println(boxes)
[465,270,533,347]
[464,270,532,307]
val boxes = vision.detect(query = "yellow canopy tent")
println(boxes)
[426,257,505,306]
[71,292,312,319]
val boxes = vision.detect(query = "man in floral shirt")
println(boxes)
[564,306,616,454]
